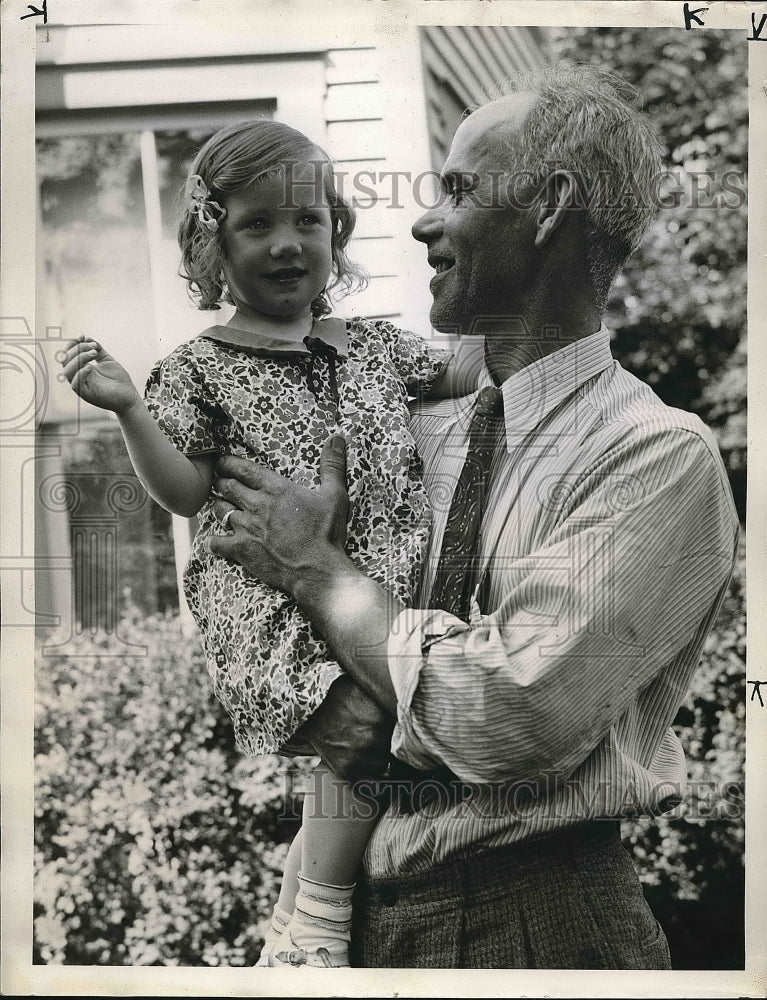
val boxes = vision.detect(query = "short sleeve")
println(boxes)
[144,348,220,456]
[370,319,452,395]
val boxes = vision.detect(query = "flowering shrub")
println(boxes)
[34,609,312,966]
[35,551,745,968]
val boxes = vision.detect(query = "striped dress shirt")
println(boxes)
[363,326,738,878]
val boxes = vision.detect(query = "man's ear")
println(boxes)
[534,170,579,249]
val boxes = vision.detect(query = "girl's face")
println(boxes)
[220,163,334,321]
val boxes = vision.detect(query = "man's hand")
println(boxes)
[208,435,350,599]
[282,675,394,782]
[210,433,401,716]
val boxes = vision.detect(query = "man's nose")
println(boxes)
[412,205,443,244]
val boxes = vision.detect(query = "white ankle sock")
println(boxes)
[256,902,293,965]
[272,903,292,936]
[288,873,354,954]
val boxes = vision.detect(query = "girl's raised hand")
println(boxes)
[60,338,141,415]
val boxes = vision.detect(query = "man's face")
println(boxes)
[412,93,541,335]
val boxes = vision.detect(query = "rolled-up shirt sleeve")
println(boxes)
[388,425,738,784]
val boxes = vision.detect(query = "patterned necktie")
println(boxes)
[386,386,504,812]
[430,385,504,621]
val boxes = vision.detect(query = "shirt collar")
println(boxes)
[439,325,614,449]
[198,316,349,359]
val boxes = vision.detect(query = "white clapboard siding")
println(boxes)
[346,236,397,278]
[324,38,420,311]
[332,275,401,320]
[334,158,389,179]
[419,26,547,169]
[325,48,380,85]
[496,25,546,73]
[421,26,547,100]
[346,202,399,241]
[37,61,325,111]
[326,82,384,122]
[333,162,392,218]
[325,119,387,162]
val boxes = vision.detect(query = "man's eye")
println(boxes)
[247,218,268,230]
[444,172,477,206]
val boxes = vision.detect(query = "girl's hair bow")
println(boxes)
[185,174,227,233]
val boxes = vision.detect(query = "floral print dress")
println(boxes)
[144,316,449,756]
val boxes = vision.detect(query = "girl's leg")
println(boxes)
[273,761,383,965]
[255,827,302,965]
[275,825,303,915]
[301,761,381,883]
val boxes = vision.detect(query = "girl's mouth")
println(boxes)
[267,268,307,283]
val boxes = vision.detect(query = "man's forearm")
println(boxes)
[292,548,401,716]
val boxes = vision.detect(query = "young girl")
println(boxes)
[61,120,469,969]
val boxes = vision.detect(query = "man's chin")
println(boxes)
[429,305,461,335]
[429,313,481,338]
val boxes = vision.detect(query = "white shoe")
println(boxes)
[267,930,350,968]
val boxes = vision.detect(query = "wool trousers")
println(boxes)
[350,822,671,969]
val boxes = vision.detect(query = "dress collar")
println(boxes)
[198,316,349,359]
[439,326,614,450]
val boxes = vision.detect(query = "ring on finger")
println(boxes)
[221,509,236,532]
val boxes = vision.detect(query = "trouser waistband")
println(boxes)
[359,821,622,905]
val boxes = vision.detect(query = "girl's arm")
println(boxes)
[423,336,484,399]
[61,338,215,517]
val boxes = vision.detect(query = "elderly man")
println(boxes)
[210,65,738,969]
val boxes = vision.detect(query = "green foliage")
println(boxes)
[548,27,747,516]
[34,610,314,966]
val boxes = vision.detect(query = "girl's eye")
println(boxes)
[299,214,320,226]
[246,218,268,230]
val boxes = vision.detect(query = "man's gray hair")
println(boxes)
[487,63,665,301]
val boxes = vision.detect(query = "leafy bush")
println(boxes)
[35,547,745,968]
[548,26,747,518]
[34,609,311,966]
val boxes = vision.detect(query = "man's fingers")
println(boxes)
[209,498,251,533]
[206,521,269,567]
[319,434,348,490]
[212,474,272,512]
[214,455,280,494]
[320,435,350,532]
[206,531,241,561]
[207,500,246,557]
[210,498,234,521]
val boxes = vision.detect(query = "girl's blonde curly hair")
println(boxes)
[178,119,366,316]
